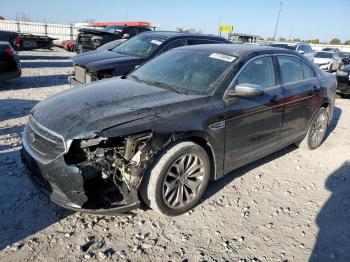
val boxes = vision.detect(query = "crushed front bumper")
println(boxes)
[21,144,140,215]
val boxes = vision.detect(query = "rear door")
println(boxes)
[224,55,284,172]
[276,55,320,142]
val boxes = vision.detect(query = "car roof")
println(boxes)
[141,31,229,41]
[174,43,298,57]
[316,51,334,54]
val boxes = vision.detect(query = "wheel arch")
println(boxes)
[171,133,218,181]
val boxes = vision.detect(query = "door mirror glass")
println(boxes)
[227,83,264,97]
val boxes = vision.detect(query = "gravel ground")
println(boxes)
[0,48,350,262]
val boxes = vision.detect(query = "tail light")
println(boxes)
[13,36,20,48]
[4,48,15,57]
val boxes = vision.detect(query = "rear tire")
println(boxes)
[295,107,329,150]
[140,141,210,216]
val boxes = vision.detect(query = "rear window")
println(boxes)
[277,56,304,84]
[314,52,333,58]
[301,61,316,79]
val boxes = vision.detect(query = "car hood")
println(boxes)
[31,78,205,140]
[71,50,142,70]
[314,57,331,64]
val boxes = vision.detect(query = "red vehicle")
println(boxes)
[62,40,77,52]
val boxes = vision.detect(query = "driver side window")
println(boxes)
[234,56,276,89]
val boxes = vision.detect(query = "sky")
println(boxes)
[1,0,349,42]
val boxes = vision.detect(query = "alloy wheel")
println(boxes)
[162,154,206,209]
[310,111,328,148]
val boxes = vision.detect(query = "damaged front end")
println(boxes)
[21,126,166,214]
[61,132,162,214]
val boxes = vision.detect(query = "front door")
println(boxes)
[223,56,284,173]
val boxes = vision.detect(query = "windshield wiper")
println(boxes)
[129,76,185,94]
[149,81,184,94]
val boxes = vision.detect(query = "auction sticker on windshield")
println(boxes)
[209,53,236,62]
[151,39,163,45]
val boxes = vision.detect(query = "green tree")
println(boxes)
[309,39,320,44]
[344,40,350,45]
[278,37,286,42]
[293,38,301,42]
[329,38,341,45]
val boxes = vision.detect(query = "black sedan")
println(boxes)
[336,64,350,97]
[70,31,231,86]
[21,44,336,216]
[0,41,21,83]
[339,52,350,65]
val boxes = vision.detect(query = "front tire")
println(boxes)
[296,107,329,150]
[140,141,210,216]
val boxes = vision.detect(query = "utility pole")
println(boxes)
[218,17,222,36]
[273,2,283,41]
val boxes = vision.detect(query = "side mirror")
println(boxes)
[122,33,130,39]
[298,50,305,54]
[227,83,264,97]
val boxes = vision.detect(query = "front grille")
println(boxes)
[75,65,86,83]
[78,34,94,47]
[23,116,66,164]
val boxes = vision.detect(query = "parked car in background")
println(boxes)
[267,42,314,60]
[339,52,350,65]
[62,40,77,52]
[0,30,55,51]
[313,51,342,72]
[322,47,340,52]
[0,30,20,49]
[17,34,55,50]
[22,44,336,216]
[336,64,350,97]
[70,31,231,86]
[0,41,21,82]
[76,24,152,53]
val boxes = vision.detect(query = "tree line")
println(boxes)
[266,37,350,45]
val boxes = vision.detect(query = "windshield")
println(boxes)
[103,25,125,33]
[269,44,296,50]
[314,52,333,58]
[111,34,167,57]
[129,49,237,95]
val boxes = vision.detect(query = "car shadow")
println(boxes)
[20,61,73,68]
[309,161,350,261]
[0,99,39,122]
[324,105,342,140]
[0,74,69,90]
[203,145,297,201]
[19,55,71,60]
[0,150,72,250]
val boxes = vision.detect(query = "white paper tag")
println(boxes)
[209,53,236,62]
[150,39,162,45]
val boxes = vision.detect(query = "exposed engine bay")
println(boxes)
[64,132,168,210]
